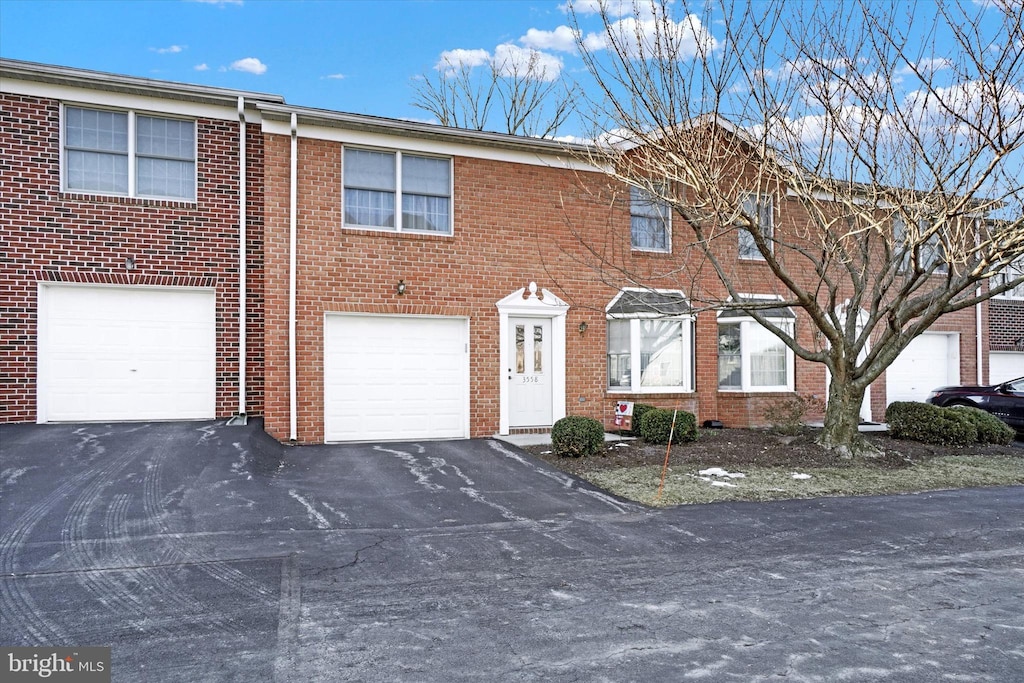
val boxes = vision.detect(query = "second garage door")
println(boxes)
[886,333,959,405]
[324,315,469,442]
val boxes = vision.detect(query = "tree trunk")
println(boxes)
[816,379,882,459]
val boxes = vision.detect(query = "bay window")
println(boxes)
[717,301,794,392]
[607,289,694,393]
[343,147,451,234]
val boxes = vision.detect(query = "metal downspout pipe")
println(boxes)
[237,97,247,419]
[289,112,298,442]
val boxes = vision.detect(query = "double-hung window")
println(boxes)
[738,191,773,260]
[994,258,1024,299]
[63,105,195,200]
[343,147,451,234]
[607,289,694,393]
[630,185,670,252]
[893,215,948,274]
[717,298,794,392]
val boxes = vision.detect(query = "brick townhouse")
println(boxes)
[0,58,1002,443]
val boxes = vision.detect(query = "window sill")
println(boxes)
[607,389,694,397]
[631,247,672,256]
[60,192,198,209]
[718,388,795,394]
[342,225,453,240]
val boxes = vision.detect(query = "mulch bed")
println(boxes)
[523,428,1023,477]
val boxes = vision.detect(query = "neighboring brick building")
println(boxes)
[990,260,1024,382]
[0,59,1004,443]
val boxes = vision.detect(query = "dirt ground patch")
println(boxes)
[523,428,1024,506]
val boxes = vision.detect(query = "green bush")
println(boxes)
[885,401,978,446]
[551,415,606,458]
[639,408,698,445]
[628,403,656,437]
[950,406,1016,445]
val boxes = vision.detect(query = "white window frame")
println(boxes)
[629,185,671,253]
[993,258,1024,300]
[893,215,948,275]
[717,296,795,392]
[606,289,694,394]
[61,104,197,201]
[738,191,773,261]
[342,146,453,235]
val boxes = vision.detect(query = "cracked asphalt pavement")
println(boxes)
[1,420,1022,681]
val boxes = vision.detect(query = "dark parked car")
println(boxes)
[926,377,1024,432]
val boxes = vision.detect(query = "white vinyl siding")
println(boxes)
[63,105,196,200]
[343,148,452,234]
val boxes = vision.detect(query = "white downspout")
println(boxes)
[976,286,984,384]
[288,112,298,442]
[237,97,247,418]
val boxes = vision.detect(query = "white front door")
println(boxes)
[508,317,552,427]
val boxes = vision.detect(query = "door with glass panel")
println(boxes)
[508,317,553,427]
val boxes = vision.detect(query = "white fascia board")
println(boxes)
[1,77,259,123]
[260,117,609,173]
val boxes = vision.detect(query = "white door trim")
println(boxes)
[496,283,569,435]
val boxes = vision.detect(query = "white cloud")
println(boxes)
[897,57,952,78]
[435,48,491,73]
[151,45,186,54]
[194,63,209,71]
[520,26,579,52]
[584,13,717,60]
[563,0,662,19]
[230,57,267,75]
[493,43,563,81]
[192,0,243,5]
[323,73,346,80]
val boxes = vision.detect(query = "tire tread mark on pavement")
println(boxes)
[273,554,301,683]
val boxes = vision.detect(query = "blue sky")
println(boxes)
[0,0,603,123]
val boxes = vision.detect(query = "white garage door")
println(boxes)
[38,285,216,422]
[886,333,959,405]
[324,315,468,442]
[991,352,1024,384]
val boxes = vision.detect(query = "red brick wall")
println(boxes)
[0,92,262,421]
[991,299,1024,352]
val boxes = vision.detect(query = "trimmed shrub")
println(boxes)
[628,403,656,437]
[639,408,698,445]
[885,401,977,446]
[551,415,606,458]
[950,405,1016,445]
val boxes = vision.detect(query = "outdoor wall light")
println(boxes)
[126,257,136,271]
[578,321,588,335]
[397,279,406,296]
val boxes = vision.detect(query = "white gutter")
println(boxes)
[237,96,247,418]
[289,112,298,442]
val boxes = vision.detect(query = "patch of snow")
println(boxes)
[699,467,745,479]
[710,480,738,488]
[791,472,812,480]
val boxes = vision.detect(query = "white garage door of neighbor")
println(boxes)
[38,285,217,422]
[324,315,469,442]
[886,333,958,405]
[991,352,1024,384]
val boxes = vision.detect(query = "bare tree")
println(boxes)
[566,0,1024,456]
[412,48,577,137]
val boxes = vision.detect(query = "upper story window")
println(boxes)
[738,192,773,260]
[994,259,1024,299]
[893,215,948,274]
[343,147,452,235]
[630,185,670,252]
[717,297,795,392]
[606,289,694,393]
[63,105,196,200]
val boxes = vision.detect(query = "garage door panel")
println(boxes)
[886,334,958,405]
[324,315,468,442]
[40,285,216,422]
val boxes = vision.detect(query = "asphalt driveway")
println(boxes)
[2,420,1022,681]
